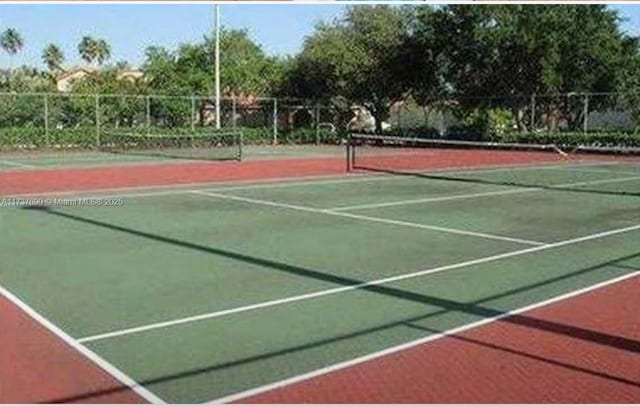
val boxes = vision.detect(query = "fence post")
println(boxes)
[146,95,151,134]
[191,95,196,132]
[43,94,50,148]
[272,98,278,145]
[530,93,536,133]
[315,105,320,145]
[232,96,237,131]
[95,94,101,148]
[398,103,405,136]
[583,94,589,134]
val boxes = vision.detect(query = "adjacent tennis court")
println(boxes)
[1,141,639,403]
[0,141,347,171]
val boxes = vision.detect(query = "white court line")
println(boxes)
[328,174,640,212]
[4,173,376,199]
[0,159,36,169]
[77,222,640,344]
[330,188,533,211]
[545,165,640,177]
[193,190,545,246]
[210,270,640,404]
[3,160,607,200]
[0,284,165,403]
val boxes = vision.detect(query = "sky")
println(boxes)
[0,3,638,70]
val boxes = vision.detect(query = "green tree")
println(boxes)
[142,29,283,96]
[1,28,24,69]
[78,36,96,65]
[95,39,111,66]
[2,66,51,92]
[286,6,412,133]
[142,46,179,93]
[410,5,636,132]
[617,37,640,129]
[42,43,64,72]
[1,28,23,55]
[78,36,111,66]
[214,29,283,96]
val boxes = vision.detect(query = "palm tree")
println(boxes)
[94,39,111,66]
[1,28,24,69]
[78,36,97,65]
[1,28,23,54]
[78,36,111,67]
[42,43,64,72]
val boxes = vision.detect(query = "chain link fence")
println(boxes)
[0,92,341,152]
[391,92,640,148]
[4,91,636,153]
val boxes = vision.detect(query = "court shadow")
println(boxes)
[354,165,640,198]
[614,263,640,271]
[23,206,640,403]
[402,321,640,386]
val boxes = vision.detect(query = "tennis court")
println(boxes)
[1,141,639,403]
[0,141,348,171]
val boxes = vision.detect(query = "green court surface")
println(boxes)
[0,144,346,170]
[1,161,640,402]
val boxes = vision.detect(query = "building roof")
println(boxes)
[56,66,98,81]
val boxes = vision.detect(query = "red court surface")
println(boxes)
[234,275,640,403]
[0,294,146,403]
[0,148,567,196]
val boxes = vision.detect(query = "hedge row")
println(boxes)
[0,126,346,151]
[4,124,637,152]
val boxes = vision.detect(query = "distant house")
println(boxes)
[116,69,144,83]
[56,66,144,92]
[55,66,97,92]
[196,92,264,126]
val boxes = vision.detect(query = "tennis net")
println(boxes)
[99,130,243,162]
[346,133,640,196]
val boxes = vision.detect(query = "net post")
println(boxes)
[43,93,50,148]
[95,94,101,148]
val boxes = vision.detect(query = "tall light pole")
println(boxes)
[215,4,221,130]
